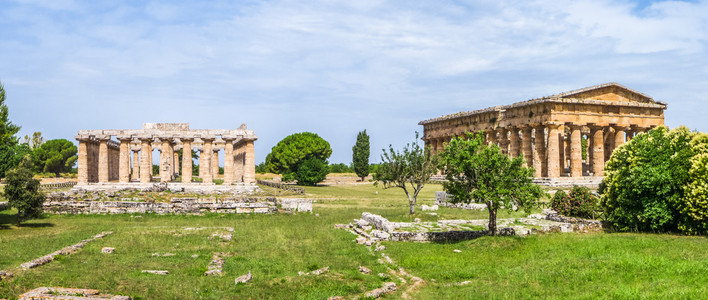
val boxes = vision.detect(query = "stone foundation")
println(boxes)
[532,176,603,188]
[71,182,260,194]
[43,198,278,215]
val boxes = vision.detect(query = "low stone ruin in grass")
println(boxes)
[341,210,603,243]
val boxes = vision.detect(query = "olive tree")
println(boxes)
[374,133,438,214]
[439,131,542,235]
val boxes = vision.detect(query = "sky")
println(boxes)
[1,0,707,165]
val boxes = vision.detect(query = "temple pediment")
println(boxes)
[553,82,655,104]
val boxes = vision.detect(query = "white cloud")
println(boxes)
[0,0,707,163]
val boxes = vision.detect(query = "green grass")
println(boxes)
[0,183,706,299]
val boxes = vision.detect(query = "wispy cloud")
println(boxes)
[0,0,706,163]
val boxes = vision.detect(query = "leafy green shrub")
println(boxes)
[3,156,45,225]
[550,186,598,219]
[329,163,352,173]
[265,132,332,179]
[293,158,329,186]
[600,126,704,234]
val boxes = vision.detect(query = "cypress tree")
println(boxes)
[352,130,370,181]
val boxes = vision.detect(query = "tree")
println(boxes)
[31,139,78,177]
[0,81,20,146]
[22,132,44,150]
[0,143,31,178]
[265,132,332,181]
[352,130,370,181]
[374,132,438,214]
[294,157,330,186]
[3,156,45,226]
[600,126,701,233]
[439,131,542,236]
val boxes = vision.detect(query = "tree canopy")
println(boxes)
[352,130,370,181]
[601,126,708,234]
[265,132,332,181]
[439,131,542,235]
[374,132,438,214]
[31,139,78,177]
[3,156,45,226]
[0,81,20,146]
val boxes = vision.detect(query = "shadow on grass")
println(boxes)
[0,211,54,229]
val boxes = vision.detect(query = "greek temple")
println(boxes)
[419,83,667,181]
[74,123,257,188]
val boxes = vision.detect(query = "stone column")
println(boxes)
[487,130,498,147]
[212,149,219,180]
[223,139,235,184]
[521,126,533,168]
[533,126,545,178]
[244,140,256,184]
[118,137,131,183]
[613,125,628,150]
[202,138,214,183]
[234,143,244,182]
[132,150,140,181]
[173,150,180,177]
[590,126,605,177]
[77,139,89,184]
[98,136,109,183]
[498,128,509,155]
[159,138,172,182]
[181,139,193,183]
[508,127,519,158]
[558,129,565,174]
[546,123,561,178]
[604,127,615,162]
[199,148,206,179]
[139,138,152,183]
[570,125,583,178]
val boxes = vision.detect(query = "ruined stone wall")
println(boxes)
[43,198,278,215]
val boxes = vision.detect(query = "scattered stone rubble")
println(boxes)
[204,253,228,276]
[101,247,115,254]
[344,210,603,243]
[141,270,169,275]
[19,287,130,300]
[299,266,329,276]
[0,270,13,280]
[363,282,397,298]
[234,271,252,285]
[434,191,487,210]
[19,232,113,270]
[359,266,371,274]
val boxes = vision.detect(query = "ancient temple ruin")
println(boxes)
[419,83,667,181]
[75,123,257,190]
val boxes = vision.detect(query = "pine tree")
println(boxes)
[352,130,370,181]
[0,81,20,146]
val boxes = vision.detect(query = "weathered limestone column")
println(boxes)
[98,136,109,183]
[159,138,173,182]
[613,125,628,150]
[498,128,509,155]
[173,149,180,177]
[570,125,583,178]
[508,127,520,158]
[132,150,140,181]
[521,126,533,168]
[486,130,497,146]
[533,126,545,177]
[244,140,256,184]
[139,138,152,183]
[223,139,235,184]
[77,139,89,184]
[558,129,565,174]
[118,137,131,183]
[212,149,219,180]
[199,148,206,179]
[181,139,193,183]
[234,144,244,182]
[546,123,561,178]
[202,138,214,183]
[590,126,605,176]
[604,127,615,162]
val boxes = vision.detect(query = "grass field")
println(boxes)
[1,183,706,299]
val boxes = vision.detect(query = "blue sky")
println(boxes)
[1,0,707,164]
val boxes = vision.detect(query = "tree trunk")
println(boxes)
[488,206,497,236]
[408,195,415,215]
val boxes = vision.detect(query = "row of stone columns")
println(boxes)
[427,124,651,178]
[77,137,256,185]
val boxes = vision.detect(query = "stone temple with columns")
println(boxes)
[419,83,667,186]
[74,123,258,193]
